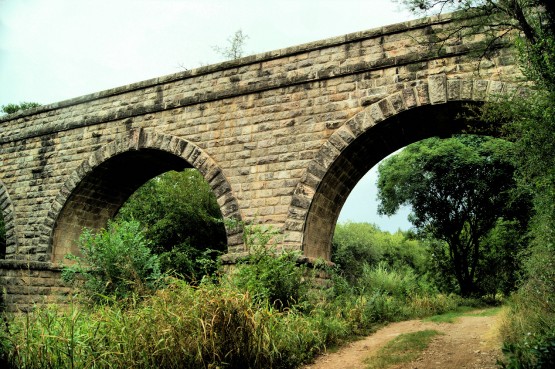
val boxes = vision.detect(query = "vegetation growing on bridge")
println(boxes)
[0,102,41,115]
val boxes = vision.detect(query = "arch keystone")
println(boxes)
[428,74,447,104]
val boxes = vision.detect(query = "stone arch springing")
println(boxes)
[45,128,243,263]
[0,179,18,259]
[285,75,524,261]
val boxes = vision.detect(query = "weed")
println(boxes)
[365,329,442,369]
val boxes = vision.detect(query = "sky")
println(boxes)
[0,0,413,232]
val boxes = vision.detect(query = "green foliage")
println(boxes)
[377,135,531,296]
[61,220,162,303]
[477,218,528,295]
[332,222,428,283]
[0,279,352,369]
[116,169,226,281]
[231,224,309,310]
[498,241,555,368]
[357,262,423,298]
[365,329,442,369]
[0,246,472,369]
[477,90,555,367]
[0,102,41,115]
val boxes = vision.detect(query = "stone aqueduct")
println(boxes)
[0,13,524,310]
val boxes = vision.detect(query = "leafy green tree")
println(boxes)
[402,1,555,364]
[377,135,531,296]
[397,0,555,365]
[116,169,227,281]
[1,102,41,115]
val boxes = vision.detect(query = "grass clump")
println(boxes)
[423,306,501,324]
[365,329,442,369]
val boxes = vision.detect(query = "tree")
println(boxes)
[178,29,248,71]
[332,222,429,284]
[1,102,41,115]
[212,29,249,60]
[399,1,555,364]
[377,135,531,296]
[116,169,227,281]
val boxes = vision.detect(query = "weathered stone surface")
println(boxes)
[0,12,525,310]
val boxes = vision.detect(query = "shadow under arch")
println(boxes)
[285,76,523,261]
[0,179,19,258]
[45,129,243,263]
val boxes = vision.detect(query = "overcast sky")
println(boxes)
[0,0,413,232]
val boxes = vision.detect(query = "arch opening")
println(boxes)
[52,149,191,262]
[302,101,493,261]
[50,132,242,264]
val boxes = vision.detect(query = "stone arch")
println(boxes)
[285,75,524,261]
[0,179,18,258]
[45,129,243,263]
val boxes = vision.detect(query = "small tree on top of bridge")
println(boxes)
[212,29,249,60]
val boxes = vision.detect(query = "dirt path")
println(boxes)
[303,310,501,369]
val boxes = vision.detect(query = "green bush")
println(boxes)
[61,220,162,303]
[158,242,221,283]
[356,262,422,298]
[499,242,555,368]
[231,224,309,310]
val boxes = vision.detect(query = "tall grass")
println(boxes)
[0,224,470,368]
[0,279,334,369]
[0,271,466,369]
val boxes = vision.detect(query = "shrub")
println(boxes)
[498,243,555,368]
[231,224,309,310]
[61,220,162,303]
